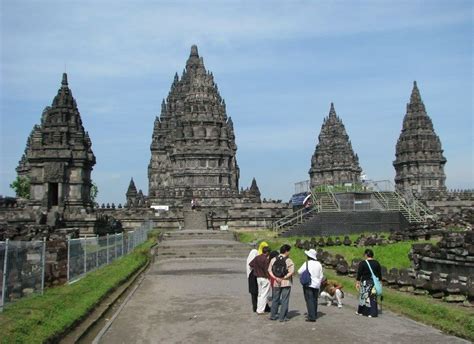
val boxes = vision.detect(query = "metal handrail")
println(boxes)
[272,207,316,231]
[327,189,341,211]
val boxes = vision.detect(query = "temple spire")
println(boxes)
[329,102,337,117]
[393,82,446,197]
[309,105,362,188]
[410,80,422,104]
[190,45,199,57]
[61,73,68,87]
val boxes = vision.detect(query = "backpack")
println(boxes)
[366,260,383,296]
[299,262,312,287]
[272,255,288,278]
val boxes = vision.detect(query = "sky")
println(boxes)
[0,0,473,205]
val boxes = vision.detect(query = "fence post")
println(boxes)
[1,239,9,312]
[96,235,99,269]
[122,233,124,257]
[106,234,109,265]
[115,233,119,258]
[83,237,87,275]
[67,236,70,282]
[41,238,46,295]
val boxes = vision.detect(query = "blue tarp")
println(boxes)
[290,192,309,205]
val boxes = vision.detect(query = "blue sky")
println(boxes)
[1,0,472,204]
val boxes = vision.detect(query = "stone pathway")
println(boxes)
[97,231,468,344]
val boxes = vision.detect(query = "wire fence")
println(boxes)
[0,220,153,312]
[67,223,151,283]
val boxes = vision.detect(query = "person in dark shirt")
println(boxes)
[355,248,382,317]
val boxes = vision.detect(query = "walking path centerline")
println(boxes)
[97,230,468,344]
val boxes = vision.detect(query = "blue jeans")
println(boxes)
[270,287,291,321]
[303,286,319,321]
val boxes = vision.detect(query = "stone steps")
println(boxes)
[157,229,251,259]
[163,230,235,241]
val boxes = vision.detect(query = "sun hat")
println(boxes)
[304,248,317,260]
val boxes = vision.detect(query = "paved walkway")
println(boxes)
[98,257,468,344]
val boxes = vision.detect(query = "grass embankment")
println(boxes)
[236,229,474,341]
[0,231,159,344]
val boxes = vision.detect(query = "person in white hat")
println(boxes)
[297,248,324,322]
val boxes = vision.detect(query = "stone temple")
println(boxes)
[394,81,447,198]
[309,103,362,188]
[148,45,240,207]
[17,73,96,211]
[1,47,472,239]
[119,46,289,230]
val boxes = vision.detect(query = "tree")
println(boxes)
[10,176,30,198]
[90,181,99,206]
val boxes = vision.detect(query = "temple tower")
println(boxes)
[125,178,138,207]
[148,45,240,206]
[393,81,447,196]
[241,178,262,203]
[16,73,96,211]
[309,103,362,188]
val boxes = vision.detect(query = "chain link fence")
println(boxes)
[67,221,152,283]
[0,220,154,311]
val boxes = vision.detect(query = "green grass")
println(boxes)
[0,231,159,344]
[236,229,474,341]
[236,229,436,269]
[323,270,474,341]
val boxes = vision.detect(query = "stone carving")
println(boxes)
[309,103,362,188]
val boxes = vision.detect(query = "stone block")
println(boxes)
[399,286,414,293]
[443,294,466,302]
[413,289,429,295]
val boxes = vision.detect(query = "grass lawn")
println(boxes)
[0,231,159,344]
[235,229,474,341]
[235,229,435,269]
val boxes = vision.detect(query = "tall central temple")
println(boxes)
[148,46,241,207]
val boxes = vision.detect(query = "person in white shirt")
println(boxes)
[297,249,323,322]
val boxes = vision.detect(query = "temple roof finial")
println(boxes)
[190,45,199,57]
[61,73,68,87]
[329,102,337,117]
[410,80,422,104]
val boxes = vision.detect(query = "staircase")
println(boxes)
[314,191,341,212]
[272,207,316,232]
[157,230,251,259]
[374,191,425,223]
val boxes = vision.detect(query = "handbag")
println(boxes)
[300,261,312,287]
[365,260,383,295]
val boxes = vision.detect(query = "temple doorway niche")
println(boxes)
[49,183,59,208]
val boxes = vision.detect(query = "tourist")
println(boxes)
[249,246,271,314]
[257,241,269,255]
[355,248,382,317]
[297,248,323,322]
[246,241,269,312]
[268,244,294,322]
[320,279,344,308]
[246,247,258,312]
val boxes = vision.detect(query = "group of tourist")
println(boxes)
[247,243,382,322]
